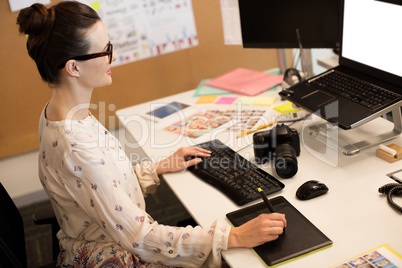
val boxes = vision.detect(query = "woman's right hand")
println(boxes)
[227,213,287,248]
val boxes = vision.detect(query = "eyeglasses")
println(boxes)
[57,41,113,69]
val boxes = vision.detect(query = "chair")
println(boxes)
[33,202,60,262]
[0,183,59,268]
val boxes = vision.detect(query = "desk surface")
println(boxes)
[116,88,402,268]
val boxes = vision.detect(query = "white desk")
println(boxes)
[116,88,402,268]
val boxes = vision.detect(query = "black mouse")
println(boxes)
[296,180,328,200]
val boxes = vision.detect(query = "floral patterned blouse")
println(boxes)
[38,107,230,267]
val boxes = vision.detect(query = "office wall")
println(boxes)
[0,0,281,159]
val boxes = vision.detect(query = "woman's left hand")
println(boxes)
[155,146,211,174]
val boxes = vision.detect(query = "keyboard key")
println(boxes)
[185,140,284,205]
[310,71,400,111]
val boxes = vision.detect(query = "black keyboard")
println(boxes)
[185,140,284,206]
[310,70,400,111]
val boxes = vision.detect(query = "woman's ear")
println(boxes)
[65,60,80,77]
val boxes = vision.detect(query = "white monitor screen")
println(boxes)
[342,0,402,77]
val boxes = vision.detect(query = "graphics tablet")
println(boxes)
[226,196,332,266]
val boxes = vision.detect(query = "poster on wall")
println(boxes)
[74,0,199,67]
[219,0,242,45]
[8,0,50,12]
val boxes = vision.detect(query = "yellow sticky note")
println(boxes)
[196,95,218,104]
[274,102,301,113]
[234,96,255,106]
[91,1,101,11]
[253,96,277,106]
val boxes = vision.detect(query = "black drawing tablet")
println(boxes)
[226,196,332,266]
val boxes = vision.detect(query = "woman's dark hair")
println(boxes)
[16,1,101,85]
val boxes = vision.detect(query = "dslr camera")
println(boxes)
[253,124,300,178]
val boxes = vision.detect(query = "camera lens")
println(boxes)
[274,143,298,178]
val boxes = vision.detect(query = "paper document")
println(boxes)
[204,68,283,96]
[219,0,243,45]
[253,96,277,106]
[163,109,269,138]
[331,245,402,268]
[193,79,231,97]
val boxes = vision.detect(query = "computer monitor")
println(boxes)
[238,0,341,49]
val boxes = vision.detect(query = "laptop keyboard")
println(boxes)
[185,140,284,206]
[310,70,400,111]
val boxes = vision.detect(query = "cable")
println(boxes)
[378,183,402,213]
[235,142,253,153]
[286,112,313,127]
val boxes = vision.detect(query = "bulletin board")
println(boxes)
[0,0,287,159]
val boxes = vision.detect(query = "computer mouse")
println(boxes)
[296,180,328,200]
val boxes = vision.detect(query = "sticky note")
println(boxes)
[91,1,101,11]
[234,97,255,106]
[215,97,237,104]
[253,96,277,106]
[196,95,218,104]
[274,102,301,113]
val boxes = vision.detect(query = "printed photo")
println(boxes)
[163,109,268,138]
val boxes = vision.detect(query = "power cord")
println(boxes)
[378,183,402,213]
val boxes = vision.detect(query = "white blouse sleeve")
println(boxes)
[63,148,230,267]
[133,160,160,196]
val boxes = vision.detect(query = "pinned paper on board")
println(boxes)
[75,0,198,67]
[91,1,101,11]
[8,0,50,12]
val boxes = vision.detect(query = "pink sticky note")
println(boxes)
[215,97,237,104]
[204,68,283,96]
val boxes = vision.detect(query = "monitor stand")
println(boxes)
[306,107,402,155]
[277,48,314,79]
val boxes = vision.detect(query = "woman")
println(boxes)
[17,2,286,267]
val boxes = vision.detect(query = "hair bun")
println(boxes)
[17,3,55,37]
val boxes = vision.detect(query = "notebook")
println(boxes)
[226,196,332,266]
[279,0,402,130]
[204,68,283,96]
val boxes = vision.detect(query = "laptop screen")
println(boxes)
[341,0,402,78]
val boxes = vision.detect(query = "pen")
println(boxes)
[237,120,277,138]
[258,187,275,213]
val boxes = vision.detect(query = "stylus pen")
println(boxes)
[258,187,275,213]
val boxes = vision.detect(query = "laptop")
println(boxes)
[279,0,402,130]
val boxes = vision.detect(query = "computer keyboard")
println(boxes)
[185,140,284,206]
[310,70,400,111]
